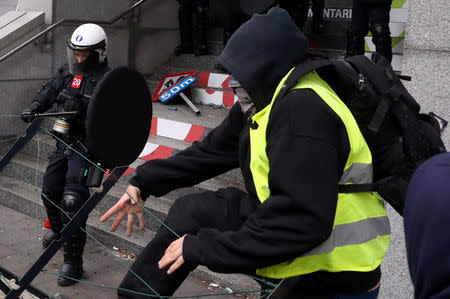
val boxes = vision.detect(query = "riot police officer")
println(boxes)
[173,0,209,56]
[20,23,110,286]
[346,0,393,62]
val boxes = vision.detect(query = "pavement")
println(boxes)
[0,205,244,299]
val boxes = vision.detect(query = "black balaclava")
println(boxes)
[71,51,108,75]
[216,7,308,112]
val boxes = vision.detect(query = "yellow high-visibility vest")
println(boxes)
[251,70,391,279]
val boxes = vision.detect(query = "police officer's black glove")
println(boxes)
[20,101,41,123]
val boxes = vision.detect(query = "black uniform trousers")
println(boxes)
[117,187,269,298]
[351,0,391,37]
[279,0,325,31]
[42,141,90,243]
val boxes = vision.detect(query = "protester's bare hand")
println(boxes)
[158,235,187,274]
[99,185,145,236]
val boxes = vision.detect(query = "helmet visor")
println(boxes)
[67,47,99,75]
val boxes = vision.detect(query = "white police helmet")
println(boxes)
[67,23,107,74]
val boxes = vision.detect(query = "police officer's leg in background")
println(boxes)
[367,1,392,62]
[311,0,325,34]
[118,188,253,298]
[57,145,91,286]
[223,0,243,47]
[174,0,194,55]
[346,0,369,57]
[278,0,309,31]
[41,141,68,249]
[192,0,209,55]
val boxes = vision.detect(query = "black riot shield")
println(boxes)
[86,66,152,169]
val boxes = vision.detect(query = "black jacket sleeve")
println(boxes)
[183,89,350,272]
[129,104,247,198]
[32,76,68,112]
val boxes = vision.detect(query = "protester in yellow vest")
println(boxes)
[101,7,391,298]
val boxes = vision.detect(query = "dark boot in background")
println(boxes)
[370,23,393,62]
[345,25,366,57]
[192,0,208,56]
[174,0,194,56]
[41,190,63,248]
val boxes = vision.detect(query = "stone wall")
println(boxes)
[401,0,450,148]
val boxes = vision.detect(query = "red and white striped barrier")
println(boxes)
[197,72,232,90]
[192,89,237,108]
[113,117,206,176]
[120,142,176,176]
[138,142,175,161]
[193,72,237,108]
[150,117,205,142]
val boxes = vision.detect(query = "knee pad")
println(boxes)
[370,23,391,38]
[61,190,85,219]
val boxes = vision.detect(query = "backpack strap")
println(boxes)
[368,83,401,132]
[345,55,402,133]
[338,176,396,195]
[338,183,379,193]
[274,57,333,103]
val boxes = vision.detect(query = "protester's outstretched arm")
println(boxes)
[99,184,145,236]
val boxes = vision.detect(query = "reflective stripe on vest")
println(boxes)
[251,70,391,279]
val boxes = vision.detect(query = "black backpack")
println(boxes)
[277,53,447,215]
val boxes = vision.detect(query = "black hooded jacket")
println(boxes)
[130,8,380,292]
[405,152,450,299]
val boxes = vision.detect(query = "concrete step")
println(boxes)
[152,100,228,130]
[0,0,18,17]
[149,54,219,82]
[16,135,244,190]
[3,148,243,202]
[0,204,240,299]
[0,175,259,295]
[0,10,44,52]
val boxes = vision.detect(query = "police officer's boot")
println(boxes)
[41,188,63,248]
[174,2,194,56]
[345,25,366,57]
[192,0,208,56]
[57,190,86,286]
[370,23,393,62]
